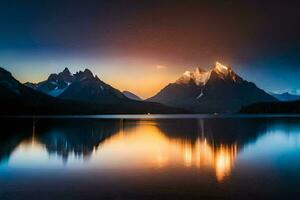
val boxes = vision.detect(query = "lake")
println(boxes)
[1,115,300,199]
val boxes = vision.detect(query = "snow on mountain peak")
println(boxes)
[214,62,229,75]
[175,62,242,86]
[183,71,192,77]
[176,67,211,86]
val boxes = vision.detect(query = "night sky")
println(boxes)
[1,0,300,98]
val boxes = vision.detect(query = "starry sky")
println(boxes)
[1,0,300,98]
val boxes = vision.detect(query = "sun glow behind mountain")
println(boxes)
[1,1,300,97]
[3,55,182,99]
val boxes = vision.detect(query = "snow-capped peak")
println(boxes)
[183,71,192,77]
[176,67,211,86]
[175,62,241,86]
[214,62,229,75]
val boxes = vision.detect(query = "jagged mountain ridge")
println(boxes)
[0,67,185,115]
[58,69,128,104]
[0,67,56,104]
[25,67,73,97]
[0,67,64,114]
[25,68,129,104]
[269,92,300,101]
[147,62,277,113]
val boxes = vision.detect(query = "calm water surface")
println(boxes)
[1,116,300,199]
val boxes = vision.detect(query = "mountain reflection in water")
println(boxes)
[2,117,300,199]
[3,119,239,181]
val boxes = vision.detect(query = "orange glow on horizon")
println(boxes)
[102,64,179,99]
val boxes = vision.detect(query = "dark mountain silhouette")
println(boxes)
[0,117,280,164]
[147,62,277,113]
[155,118,271,146]
[26,68,137,104]
[25,67,74,97]
[0,118,34,162]
[0,67,60,113]
[0,67,185,115]
[240,100,300,114]
[270,92,300,101]
[36,119,121,162]
[122,91,142,101]
[58,69,128,104]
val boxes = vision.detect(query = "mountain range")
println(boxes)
[1,62,299,115]
[25,68,128,104]
[25,67,144,102]
[25,67,74,97]
[269,92,300,101]
[0,67,184,115]
[147,62,277,113]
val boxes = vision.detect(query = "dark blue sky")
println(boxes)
[1,0,300,97]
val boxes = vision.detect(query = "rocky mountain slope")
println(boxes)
[148,62,277,113]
